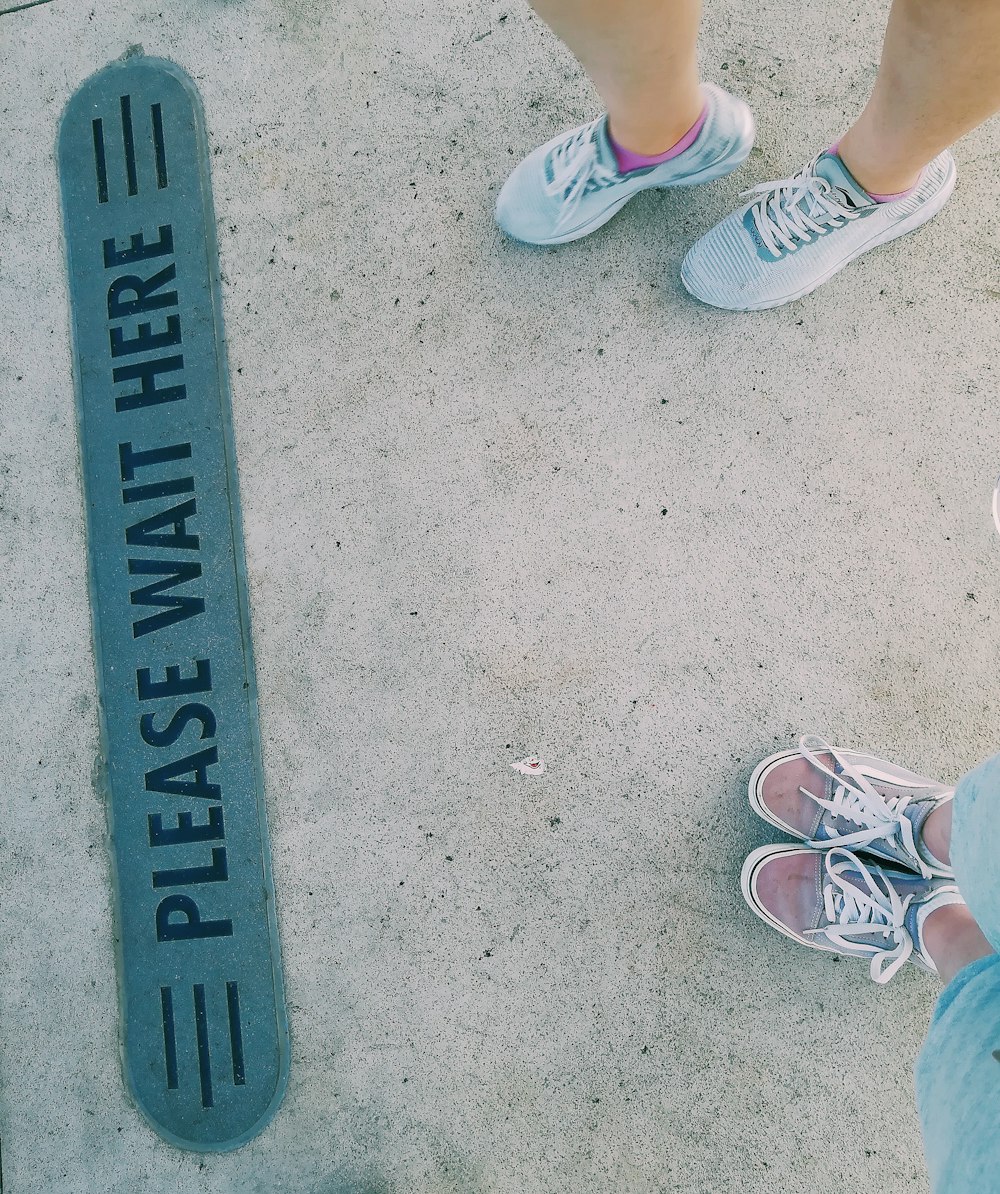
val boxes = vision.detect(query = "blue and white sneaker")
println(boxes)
[681,147,956,310]
[495,83,755,246]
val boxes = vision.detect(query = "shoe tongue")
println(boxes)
[835,869,911,931]
[902,797,956,871]
[904,900,923,951]
[813,151,875,210]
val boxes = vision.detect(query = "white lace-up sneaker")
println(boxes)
[681,147,956,310]
[495,83,754,246]
[742,844,963,984]
[748,735,955,879]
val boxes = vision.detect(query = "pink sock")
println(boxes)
[865,181,920,203]
[827,140,920,203]
[610,105,709,175]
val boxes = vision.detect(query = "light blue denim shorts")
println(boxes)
[916,752,1000,1193]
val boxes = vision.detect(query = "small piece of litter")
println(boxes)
[993,477,1000,537]
[511,757,545,775]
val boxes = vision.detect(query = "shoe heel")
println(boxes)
[672,105,756,188]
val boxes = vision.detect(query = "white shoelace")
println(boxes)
[743,161,863,257]
[803,849,916,984]
[797,734,932,879]
[544,121,620,232]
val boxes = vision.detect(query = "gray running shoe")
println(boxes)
[749,735,954,879]
[495,83,755,246]
[681,148,956,310]
[742,844,963,984]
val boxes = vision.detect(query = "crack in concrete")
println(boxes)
[0,0,57,15]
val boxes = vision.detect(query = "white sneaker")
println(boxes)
[681,147,956,310]
[495,83,755,246]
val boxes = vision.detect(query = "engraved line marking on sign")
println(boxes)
[92,118,109,204]
[193,984,214,1109]
[120,94,138,196]
[0,0,60,15]
[160,987,179,1089]
[160,981,250,1100]
[226,981,246,1086]
[151,102,169,188]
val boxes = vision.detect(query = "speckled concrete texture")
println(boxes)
[2,0,999,1191]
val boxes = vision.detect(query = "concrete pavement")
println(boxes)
[2,0,999,1190]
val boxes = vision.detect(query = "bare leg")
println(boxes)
[922,802,953,868]
[922,903,995,986]
[838,0,1000,195]
[528,0,704,154]
[919,801,995,985]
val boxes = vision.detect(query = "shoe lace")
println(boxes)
[797,733,931,879]
[742,159,862,257]
[803,848,915,984]
[544,120,621,231]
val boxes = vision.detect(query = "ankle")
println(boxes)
[609,105,708,173]
[835,131,922,198]
[922,902,994,986]
[608,93,706,159]
[921,803,953,868]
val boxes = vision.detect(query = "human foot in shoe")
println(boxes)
[680,146,956,310]
[494,83,754,246]
[748,735,954,879]
[742,845,963,984]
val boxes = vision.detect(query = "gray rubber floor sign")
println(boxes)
[58,54,289,1151]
